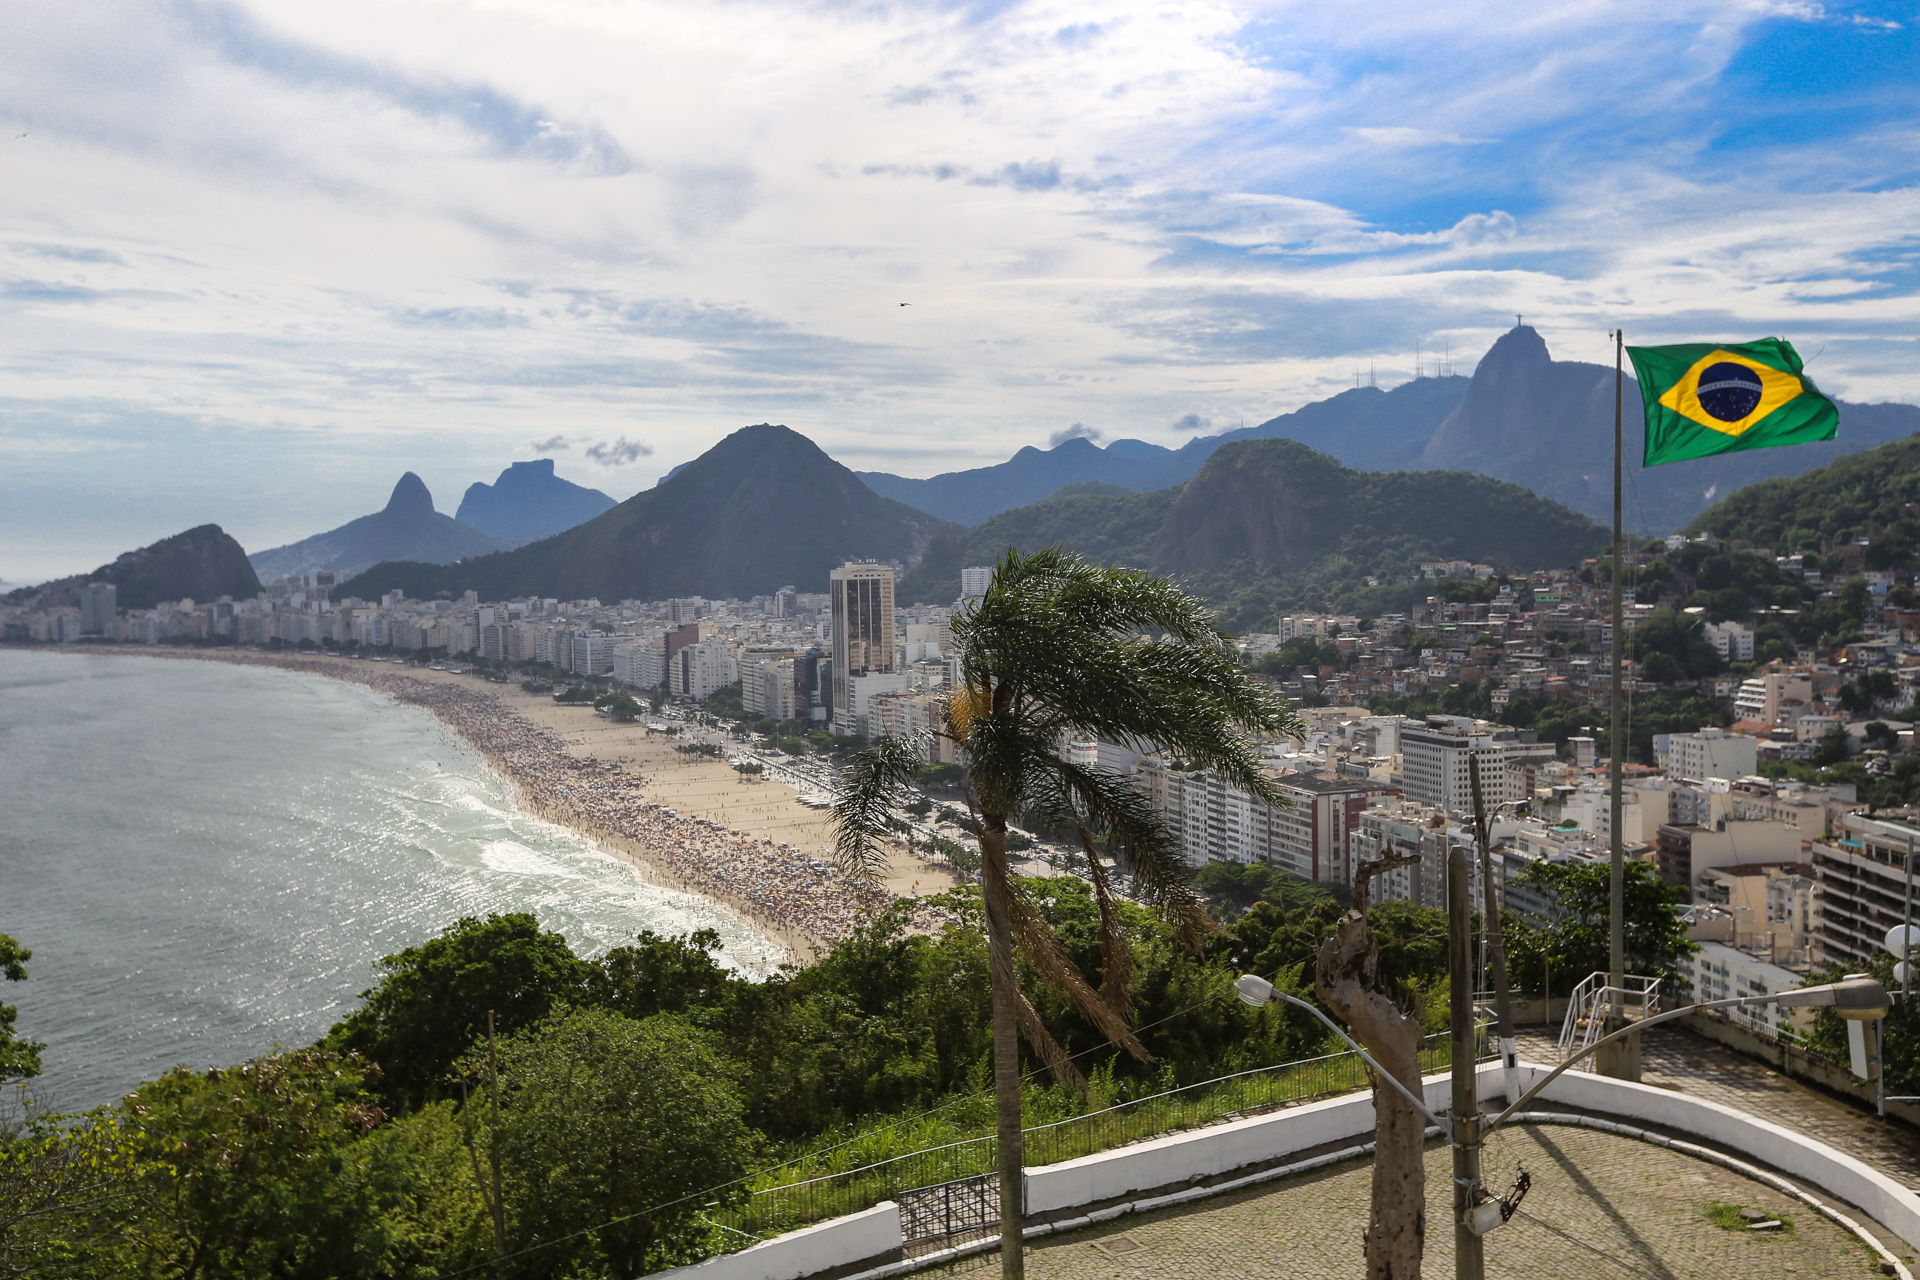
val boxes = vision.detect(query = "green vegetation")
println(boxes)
[0,935,42,1081]
[1499,860,1699,993]
[1689,433,1920,567]
[554,684,597,704]
[1704,1202,1793,1234]
[1194,861,1345,919]
[896,440,1607,623]
[3,849,1701,1278]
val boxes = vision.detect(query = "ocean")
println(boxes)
[0,649,782,1110]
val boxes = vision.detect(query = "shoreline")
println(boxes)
[13,646,960,967]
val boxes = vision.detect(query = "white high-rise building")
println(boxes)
[1398,718,1519,818]
[960,566,993,599]
[1663,728,1759,783]
[830,562,895,734]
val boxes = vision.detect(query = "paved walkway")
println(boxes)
[938,1126,1893,1279]
[1513,1023,1920,1191]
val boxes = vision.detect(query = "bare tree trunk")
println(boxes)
[1317,862,1426,1280]
[979,827,1025,1280]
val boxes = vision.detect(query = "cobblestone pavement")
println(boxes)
[1512,1023,1920,1190]
[932,1127,1894,1279]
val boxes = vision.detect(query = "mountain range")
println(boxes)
[249,474,505,582]
[454,459,617,548]
[1419,326,1920,534]
[337,425,953,603]
[863,326,1920,534]
[9,524,261,611]
[898,438,1609,625]
[857,375,1467,525]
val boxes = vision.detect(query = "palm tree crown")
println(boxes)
[832,547,1303,1277]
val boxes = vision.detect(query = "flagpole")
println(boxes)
[1610,329,1624,993]
[1599,328,1637,1080]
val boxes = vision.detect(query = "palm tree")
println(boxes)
[832,548,1303,1279]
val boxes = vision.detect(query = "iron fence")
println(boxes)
[721,1025,1486,1242]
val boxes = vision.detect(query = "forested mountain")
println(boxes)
[8,524,262,610]
[898,438,1607,626]
[249,474,505,582]
[339,424,954,603]
[1421,325,1920,533]
[454,459,617,548]
[857,375,1467,526]
[1688,433,1920,564]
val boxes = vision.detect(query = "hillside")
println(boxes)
[454,459,616,548]
[339,424,953,602]
[10,524,261,611]
[1687,433,1920,561]
[896,438,1607,625]
[857,375,1467,526]
[250,474,505,581]
[1422,325,1920,533]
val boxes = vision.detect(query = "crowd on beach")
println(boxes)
[146,651,952,951]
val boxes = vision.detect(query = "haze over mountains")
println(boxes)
[339,425,952,603]
[857,376,1467,526]
[455,460,617,549]
[249,473,506,582]
[864,325,1920,535]
[899,439,1608,625]
[1420,326,1920,534]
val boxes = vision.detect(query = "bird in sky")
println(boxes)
[899,302,910,306]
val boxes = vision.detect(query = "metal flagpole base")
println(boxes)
[1593,1020,1641,1081]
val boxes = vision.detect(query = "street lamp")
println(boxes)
[1233,974,1452,1138]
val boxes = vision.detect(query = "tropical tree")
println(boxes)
[0,936,43,1081]
[832,547,1302,1278]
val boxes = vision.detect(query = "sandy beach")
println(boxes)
[73,649,961,964]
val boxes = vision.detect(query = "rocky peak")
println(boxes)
[384,472,436,518]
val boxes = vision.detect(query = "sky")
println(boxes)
[2,0,1916,583]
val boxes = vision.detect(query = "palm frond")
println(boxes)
[1036,752,1216,950]
[1006,876,1152,1063]
[1009,984,1083,1086]
[830,731,931,885]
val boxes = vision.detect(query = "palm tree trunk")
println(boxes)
[978,827,1025,1280]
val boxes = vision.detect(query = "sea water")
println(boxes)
[0,649,782,1110]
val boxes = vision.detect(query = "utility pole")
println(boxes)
[1450,838,1484,1280]
[1469,757,1519,1101]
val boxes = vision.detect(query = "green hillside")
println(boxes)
[898,439,1609,626]
[1688,433,1920,566]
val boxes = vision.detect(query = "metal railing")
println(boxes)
[721,1025,1488,1242]
[1557,971,1663,1066]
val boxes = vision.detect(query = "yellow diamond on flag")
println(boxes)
[1657,349,1805,437]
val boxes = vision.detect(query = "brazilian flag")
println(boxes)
[1626,338,1837,467]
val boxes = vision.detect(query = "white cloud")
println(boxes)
[0,0,1914,576]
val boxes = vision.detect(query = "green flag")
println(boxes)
[1627,338,1837,467]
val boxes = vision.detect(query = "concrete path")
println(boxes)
[1513,1024,1920,1192]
